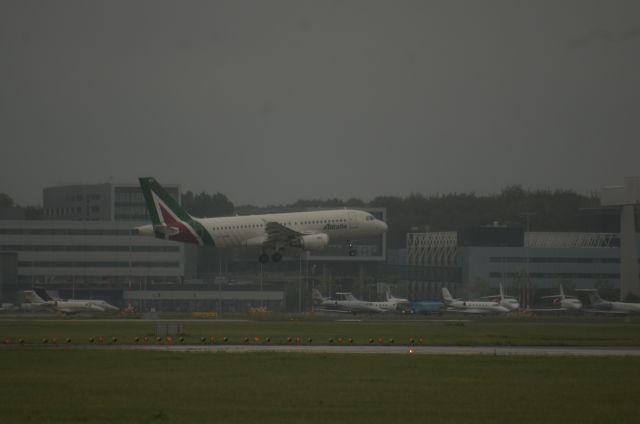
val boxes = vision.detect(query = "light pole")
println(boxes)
[298,252,302,313]
[521,212,536,308]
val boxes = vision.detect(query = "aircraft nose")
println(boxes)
[378,220,388,232]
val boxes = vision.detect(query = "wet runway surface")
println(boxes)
[32,343,640,357]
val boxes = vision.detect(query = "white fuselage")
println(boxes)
[594,301,640,314]
[206,210,383,248]
[446,299,509,314]
[371,300,405,312]
[560,298,583,310]
[63,299,120,312]
[138,209,386,249]
[499,298,520,311]
[21,290,116,314]
[52,300,107,314]
[316,293,386,314]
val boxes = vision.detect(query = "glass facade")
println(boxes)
[42,183,180,222]
[461,245,639,289]
[0,220,185,285]
[114,186,179,221]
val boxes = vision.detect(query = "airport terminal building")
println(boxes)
[0,220,187,285]
[1,183,190,287]
[43,183,180,221]
[407,227,640,302]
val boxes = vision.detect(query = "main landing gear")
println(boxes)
[258,250,283,263]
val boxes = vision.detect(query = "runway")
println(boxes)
[29,343,640,357]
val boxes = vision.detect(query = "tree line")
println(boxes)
[1,185,612,249]
[184,185,606,248]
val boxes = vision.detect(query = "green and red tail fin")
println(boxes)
[138,177,215,246]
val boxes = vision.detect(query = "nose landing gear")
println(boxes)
[347,240,357,256]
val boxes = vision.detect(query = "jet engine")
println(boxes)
[291,233,329,250]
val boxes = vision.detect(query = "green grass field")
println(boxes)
[1,349,638,424]
[2,319,639,423]
[2,317,640,346]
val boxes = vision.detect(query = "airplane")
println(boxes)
[538,284,583,312]
[482,283,520,311]
[576,289,640,315]
[370,289,411,312]
[441,288,509,314]
[39,289,120,312]
[60,299,120,312]
[312,289,386,314]
[22,290,109,314]
[136,177,387,263]
[0,303,19,313]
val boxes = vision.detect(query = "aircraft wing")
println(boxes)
[263,221,304,246]
[444,308,483,314]
[313,307,354,314]
[526,308,568,314]
[582,309,632,315]
[153,224,179,237]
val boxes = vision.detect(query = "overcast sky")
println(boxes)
[1,1,639,206]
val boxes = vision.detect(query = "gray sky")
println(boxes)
[1,0,639,206]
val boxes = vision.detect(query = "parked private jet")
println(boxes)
[577,289,640,315]
[22,290,116,314]
[482,283,520,311]
[538,284,582,312]
[374,289,410,312]
[136,178,387,263]
[441,288,509,314]
[34,288,120,312]
[312,289,386,314]
[0,303,18,313]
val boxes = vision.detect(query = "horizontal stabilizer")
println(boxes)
[154,225,180,236]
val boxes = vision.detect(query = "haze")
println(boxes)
[1,0,639,206]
